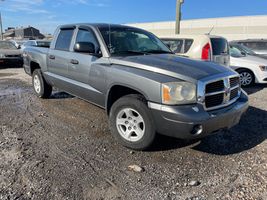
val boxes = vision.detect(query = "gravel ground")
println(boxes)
[0,68,266,200]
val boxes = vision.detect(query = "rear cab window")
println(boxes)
[37,41,51,48]
[55,29,74,51]
[210,38,229,55]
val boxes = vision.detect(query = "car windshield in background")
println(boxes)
[99,27,172,56]
[0,41,17,50]
[210,38,229,55]
[37,41,51,48]
[230,46,245,57]
[235,44,256,55]
[241,41,267,51]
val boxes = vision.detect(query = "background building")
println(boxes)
[128,15,267,41]
[3,26,45,40]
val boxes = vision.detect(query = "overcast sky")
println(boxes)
[1,0,267,34]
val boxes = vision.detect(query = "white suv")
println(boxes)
[161,34,230,67]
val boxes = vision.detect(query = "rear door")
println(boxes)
[210,38,230,67]
[47,28,74,79]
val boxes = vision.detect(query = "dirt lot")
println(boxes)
[0,68,266,200]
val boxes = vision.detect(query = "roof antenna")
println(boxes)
[108,23,112,51]
[207,26,214,35]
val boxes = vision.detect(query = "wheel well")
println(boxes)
[236,68,254,77]
[30,61,41,75]
[106,85,146,115]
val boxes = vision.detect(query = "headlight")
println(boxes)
[162,82,196,105]
[0,54,5,58]
[259,65,267,71]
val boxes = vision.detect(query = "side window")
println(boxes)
[166,39,184,53]
[184,39,193,53]
[55,29,74,51]
[75,29,99,53]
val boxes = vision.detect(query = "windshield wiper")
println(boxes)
[113,50,149,55]
[144,50,174,54]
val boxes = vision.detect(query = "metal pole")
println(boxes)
[175,0,184,34]
[0,0,4,40]
[0,12,3,40]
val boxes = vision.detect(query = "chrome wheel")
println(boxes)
[33,75,41,93]
[240,72,253,86]
[116,108,145,142]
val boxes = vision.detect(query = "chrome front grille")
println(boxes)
[198,75,241,111]
[230,77,240,88]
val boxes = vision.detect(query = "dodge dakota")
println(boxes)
[23,23,249,150]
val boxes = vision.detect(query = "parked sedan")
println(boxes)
[230,45,267,86]
[0,41,23,68]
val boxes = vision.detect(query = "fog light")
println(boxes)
[191,125,203,135]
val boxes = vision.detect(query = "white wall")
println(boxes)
[127,15,267,41]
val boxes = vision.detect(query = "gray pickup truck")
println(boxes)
[23,23,249,150]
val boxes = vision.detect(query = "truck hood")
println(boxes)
[110,54,234,82]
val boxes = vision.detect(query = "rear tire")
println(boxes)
[237,69,255,87]
[109,94,156,150]
[32,69,52,98]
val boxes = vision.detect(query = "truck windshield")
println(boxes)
[99,26,172,56]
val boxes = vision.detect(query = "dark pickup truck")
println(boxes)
[23,23,249,150]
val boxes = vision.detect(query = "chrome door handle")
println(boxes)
[49,55,55,59]
[70,59,79,65]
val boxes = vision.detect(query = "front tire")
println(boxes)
[109,94,156,150]
[32,69,52,98]
[237,69,255,87]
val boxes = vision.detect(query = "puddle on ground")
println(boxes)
[0,73,17,78]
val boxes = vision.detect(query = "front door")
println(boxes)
[68,27,106,107]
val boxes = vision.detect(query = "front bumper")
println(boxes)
[256,71,267,83]
[148,91,249,139]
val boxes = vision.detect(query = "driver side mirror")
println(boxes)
[74,42,95,54]
[74,42,102,57]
